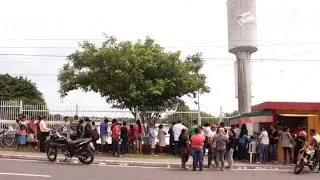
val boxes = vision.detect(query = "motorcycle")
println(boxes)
[45,130,95,165]
[294,145,317,174]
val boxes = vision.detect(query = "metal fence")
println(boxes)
[0,100,238,129]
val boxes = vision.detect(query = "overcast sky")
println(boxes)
[0,0,319,117]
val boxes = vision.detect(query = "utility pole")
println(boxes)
[219,105,223,124]
[197,90,201,126]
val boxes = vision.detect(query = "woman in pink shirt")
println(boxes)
[133,120,144,154]
[190,127,205,171]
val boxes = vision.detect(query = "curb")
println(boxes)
[0,154,293,170]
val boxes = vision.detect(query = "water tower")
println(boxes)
[227,0,257,113]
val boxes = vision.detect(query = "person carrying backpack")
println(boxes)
[83,117,93,139]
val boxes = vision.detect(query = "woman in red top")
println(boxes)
[190,127,205,171]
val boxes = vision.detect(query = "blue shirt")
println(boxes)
[100,122,108,136]
[239,134,250,144]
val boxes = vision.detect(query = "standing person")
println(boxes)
[128,124,135,153]
[120,121,129,155]
[309,129,320,173]
[203,123,211,155]
[233,125,241,159]
[111,119,121,157]
[238,125,250,161]
[207,124,217,168]
[189,120,198,136]
[77,119,84,138]
[269,125,279,163]
[17,116,28,150]
[258,126,269,163]
[179,129,190,169]
[39,116,50,152]
[213,128,228,171]
[168,123,175,155]
[157,124,167,155]
[148,124,156,155]
[190,127,205,171]
[83,117,93,139]
[91,121,99,149]
[100,119,108,153]
[173,121,187,156]
[27,117,37,148]
[62,117,71,139]
[69,115,79,140]
[281,127,293,165]
[133,120,144,154]
[226,128,236,169]
[15,114,24,149]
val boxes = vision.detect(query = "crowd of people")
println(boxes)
[11,114,320,172]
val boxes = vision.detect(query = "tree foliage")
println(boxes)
[58,36,209,118]
[0,74,45,104]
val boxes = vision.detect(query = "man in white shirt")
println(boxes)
[258,126,269,163]
[39,116,51,152]
[172,120,186,155]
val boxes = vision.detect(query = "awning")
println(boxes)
[229,110,273,125]
[230,116,273,125]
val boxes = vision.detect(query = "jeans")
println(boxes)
[226,148,234,168]
[112,138,120,157]
[259,144,269,162]
[192,148,204,170]
[214,149,225,168]
[120,139,128,154]
[283,147,292,164]
[269,143,278,162]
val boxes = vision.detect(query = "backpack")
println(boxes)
[91,129,99,141]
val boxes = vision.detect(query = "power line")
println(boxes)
[1,42,320,49]
[1,53,320,62]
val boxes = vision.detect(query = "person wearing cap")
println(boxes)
[207,124,217,168]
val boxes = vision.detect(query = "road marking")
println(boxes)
[0,172,51,178]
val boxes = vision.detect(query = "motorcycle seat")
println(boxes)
[67,138,90,145]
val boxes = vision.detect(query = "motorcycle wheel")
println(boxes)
[47,145,58,162]
[294,160,305,174]
[78,149,94,165]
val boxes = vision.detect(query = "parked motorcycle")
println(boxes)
[45,130,95,165]
[294,145,317,174]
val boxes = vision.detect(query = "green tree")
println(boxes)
[0,74,45,104]
[58,36,209,124]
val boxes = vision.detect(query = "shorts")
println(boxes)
[100,135,107,145]
[136,134,143,141]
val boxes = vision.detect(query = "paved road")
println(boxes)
[0,158,318,180]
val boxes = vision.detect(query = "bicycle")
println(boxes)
[0,129,15,148]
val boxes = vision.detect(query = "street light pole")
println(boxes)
[197,90,201,126]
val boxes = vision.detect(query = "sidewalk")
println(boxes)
[0,150,292,170]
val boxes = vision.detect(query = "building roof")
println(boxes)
[252,102,320,111]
